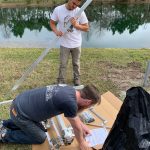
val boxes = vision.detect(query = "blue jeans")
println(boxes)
[3,119,20,130]
[2,105,47,144]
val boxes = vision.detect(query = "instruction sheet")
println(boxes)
[85,128,108,147]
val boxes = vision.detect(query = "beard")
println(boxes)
[77,105,87,113]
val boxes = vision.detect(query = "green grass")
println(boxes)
[0,47,150,149]
[0,48,150,100]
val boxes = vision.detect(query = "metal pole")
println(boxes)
[10,0,93,93]
[56,115,74,145]
[0,99,13,105]
[50,118,61,138]
[89,107,108,124]
[143,60,150,87]
[49,118,64,147]
[46,132,55,149]
[11,37,59,92]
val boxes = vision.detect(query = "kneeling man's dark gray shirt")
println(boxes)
[13,85,77,122]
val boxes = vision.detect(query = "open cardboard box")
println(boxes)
[32,91,122,150]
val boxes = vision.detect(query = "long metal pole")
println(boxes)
[89,107,107,124]
[10,0,93,93]
[143,60,150,87]
[11,37,59,92]
[0,0,93,104]
[56,115,74,144]
[46,132,55,149]
[0,99,13,105]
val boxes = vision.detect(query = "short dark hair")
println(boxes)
[80,84,101,104]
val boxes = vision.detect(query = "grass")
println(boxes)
[0,47,150,149]
[0,48,149,100]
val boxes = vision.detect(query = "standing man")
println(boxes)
[0,84,100,150]
[50,0,89,86]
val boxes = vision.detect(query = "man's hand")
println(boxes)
[81,123,91,137]
[67,117,90,148]
[69,17,89,32]
[50,19,63,36]
[79,141,91,150]
[67,116,92,150]
[70,17,79,29]
[54,30,63,36]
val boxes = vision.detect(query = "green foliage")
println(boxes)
[0,3,150,37]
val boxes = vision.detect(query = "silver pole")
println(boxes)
[46,132,55,149]
[143,60,150,87]
[89,107,108,124]
[56,115,74,145]
[49,118,64,147]
[0,99,13,105]
[10,0,93,93]
[50,118,61,138]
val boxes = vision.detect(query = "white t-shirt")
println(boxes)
[51,4,88,48]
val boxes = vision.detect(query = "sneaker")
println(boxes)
[0,120,3,128]
[74,79,81,86]
[57,79,65,85]
[0,120,4,132]
[0,124,7,142]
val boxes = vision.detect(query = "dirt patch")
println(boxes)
[100,61,146,99]
[127,61,142,69]
[107,68,144,90]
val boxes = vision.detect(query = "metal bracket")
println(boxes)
[79,111,95,123]
[89,107,108,125]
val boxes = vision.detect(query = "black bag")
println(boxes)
[102,87,150,150]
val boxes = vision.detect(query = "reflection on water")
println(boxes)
[0,2,150,48]
[82,23,150,48]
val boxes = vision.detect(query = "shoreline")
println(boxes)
[0,3,54,8]
[0,1,149,8]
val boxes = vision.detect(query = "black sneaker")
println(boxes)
[57,79,65,85]
[0,122,7,142]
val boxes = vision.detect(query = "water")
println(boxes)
[82,23,150,48]
[0,2,150,48]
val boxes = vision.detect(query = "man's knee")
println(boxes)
[34,135,46,144]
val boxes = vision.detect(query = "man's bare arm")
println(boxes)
[70,18,89,32]
[67,116,91,150]
[50,19,63,36]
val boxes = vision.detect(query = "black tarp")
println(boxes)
[102,87,150,150]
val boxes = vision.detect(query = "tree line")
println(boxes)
[0,3,150,38]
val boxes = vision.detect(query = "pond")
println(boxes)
[0,2,150,48]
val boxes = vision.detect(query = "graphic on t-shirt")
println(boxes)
[46,85,59,101]
[64,15,74,32]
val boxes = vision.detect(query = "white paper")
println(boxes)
[85,128,108,147]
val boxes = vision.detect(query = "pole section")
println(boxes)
[10,0,93,93]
